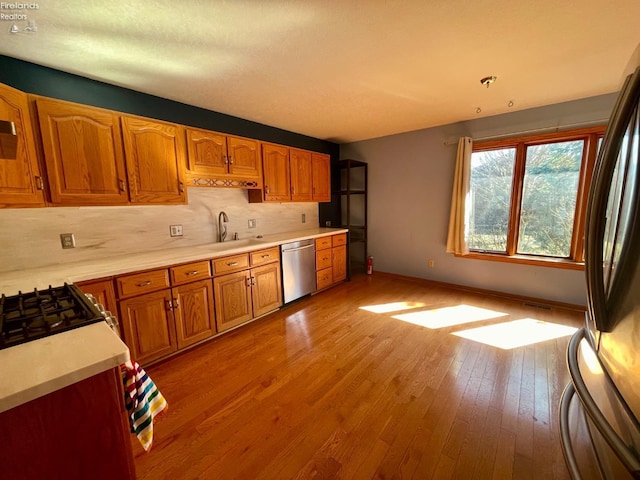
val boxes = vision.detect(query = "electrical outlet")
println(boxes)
[170,225,183,237]
[428,259,435,268]
[60,233,75,249]
[248,219,257,228]
[302,213,306,223]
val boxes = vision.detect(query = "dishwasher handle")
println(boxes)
[282,244,315,253]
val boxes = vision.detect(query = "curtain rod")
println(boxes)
[443,118,609,146]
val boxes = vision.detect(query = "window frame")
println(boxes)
[461,126,606,270]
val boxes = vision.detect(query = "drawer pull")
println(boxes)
[136,280,152,287]
[227,261,239,266]
[323,256,329,261]
[261,254,270,259]
[185,270,199,276]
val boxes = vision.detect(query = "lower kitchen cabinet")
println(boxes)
[315,233,348,290]
[76,277,118,314]
[213,270,253,332]
[119,289,178,365]
[173,278,216,349]
[213,248,282,333]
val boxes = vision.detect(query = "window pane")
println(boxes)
[517,140,584,257]
[469,148,516,252]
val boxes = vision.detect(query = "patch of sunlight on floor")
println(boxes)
[391,304,508,329]
[453,318,578,349]
[359,301,426,314]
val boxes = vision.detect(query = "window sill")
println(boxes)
[454,251,585,271]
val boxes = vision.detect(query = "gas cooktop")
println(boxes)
[0,284,103,350]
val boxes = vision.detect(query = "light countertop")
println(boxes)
[0,322,130,413]
[0,227,346,413]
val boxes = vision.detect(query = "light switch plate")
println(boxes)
[248,219,257,228]
[170,225,183,237]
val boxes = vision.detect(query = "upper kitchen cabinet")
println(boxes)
[185,127,262,187]
[311,152,331,202]
[290,148,312,201]
[0,83,45,207]
[250,143,290,202]
[249,144,332,203]
[35,98,129,206]
[121,115,187,204]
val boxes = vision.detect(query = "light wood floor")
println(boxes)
[132,273,582,479]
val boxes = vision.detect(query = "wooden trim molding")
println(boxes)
[455,251,585,271]
[374,271,586,312]
[189,177,260,188]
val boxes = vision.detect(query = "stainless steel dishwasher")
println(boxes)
[281,239,316,303]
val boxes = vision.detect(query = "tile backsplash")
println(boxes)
[0,188,318,272]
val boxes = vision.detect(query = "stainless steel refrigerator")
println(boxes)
[560,44,640,479]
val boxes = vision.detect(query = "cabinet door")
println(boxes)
[76,278,117,314]
[227,136,261,178]
[261,143,290,201]
[121,116,187,204]
[0,83,45,207]
[119,289,177,364]
[289,148,313,202]
[36,99,129,205]
[332,245,347,283]
[312,153,331,202]
[251,262,282,317]
[173,279,216,349]
[185,127,228,175]
[213,270,252,332]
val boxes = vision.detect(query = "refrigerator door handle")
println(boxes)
[560,382,586,479]
[567,328,640,475]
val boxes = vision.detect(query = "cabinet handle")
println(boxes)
[227,261,239,266]
[34,176,45,191]
[185,270,199,276]
[261,254,270,259]
[229,156,234,165]
[173,298,180,309]
[224,155,229,165]
[323,256,329,261]
[291,186,295,195]
[136,280,152,287]
[166,299,173,311]
[118,179,127,192]
[265,185,270,194]
[179,181,185,193]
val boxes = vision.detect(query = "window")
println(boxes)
[466,126,605,269]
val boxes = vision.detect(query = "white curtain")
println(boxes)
[446,137,473,255]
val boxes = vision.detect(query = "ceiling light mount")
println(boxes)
[480,75,497,88]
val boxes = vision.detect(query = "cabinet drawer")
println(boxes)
[116,269,170,298]
[170,260,212,286]
[315,237,332,250]
[250,247,280,267]
[316,249,332,270]
[213,253,250,276]
[332,233,347,247]
[316,267,333,291]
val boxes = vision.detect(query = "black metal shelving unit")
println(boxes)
[337,159,368,274]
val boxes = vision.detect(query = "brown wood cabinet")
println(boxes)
[35,98,129,205]
[121,115,187,204]
[186,127,262,187]
[213,247,282,332]
[172,279,216,349]
[311,152,331,202]
[249,144,331,204]
[76,277,118,315]
[119,288,178,365]
[116,262,215,364]
[0,83,45,207]
[315,233,348,290]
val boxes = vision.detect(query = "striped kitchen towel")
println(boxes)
[121,360,168,451]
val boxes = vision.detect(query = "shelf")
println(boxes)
[335,190,366,195]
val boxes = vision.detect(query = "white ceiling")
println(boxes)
[1,1,639,143]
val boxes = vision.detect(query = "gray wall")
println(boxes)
[340,93,617,306]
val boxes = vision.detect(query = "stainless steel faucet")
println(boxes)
[218,211,229,242]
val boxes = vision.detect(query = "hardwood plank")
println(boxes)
[132,273,580,480]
